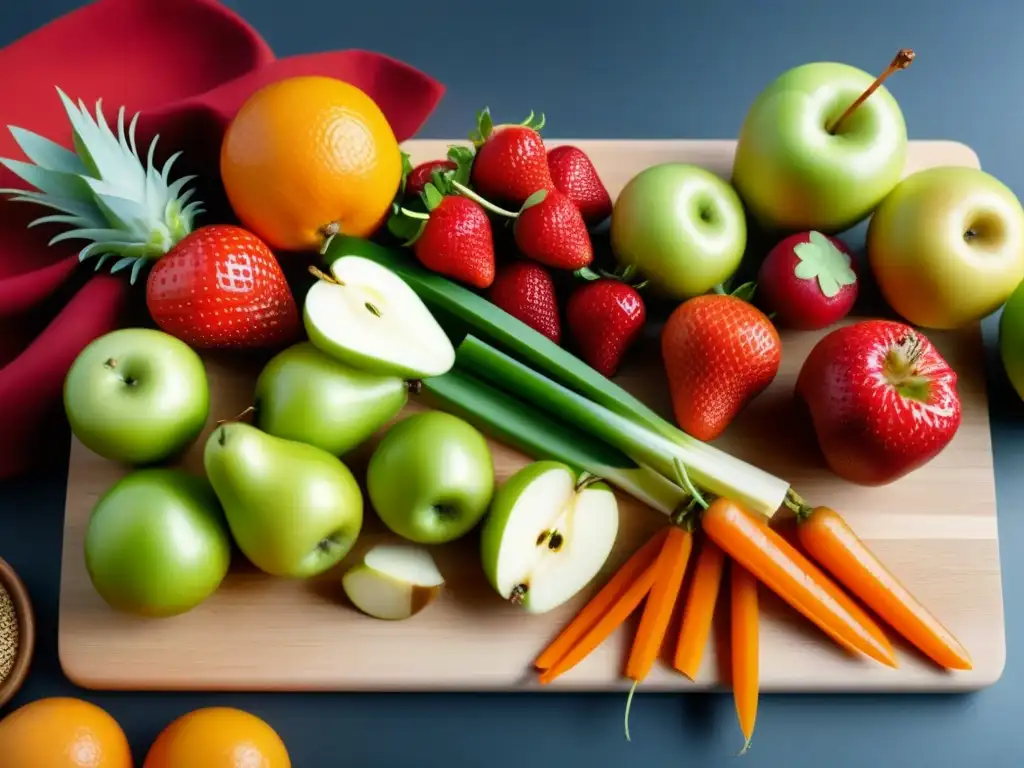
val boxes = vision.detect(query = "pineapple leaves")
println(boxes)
[0,86,202,281]
[7,126,86,175]
[0,158,94,201]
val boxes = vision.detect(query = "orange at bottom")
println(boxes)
[144,706,291,768]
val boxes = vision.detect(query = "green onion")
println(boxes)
[325,236,677,435]
[324,236,792,517]
[454,335,791,519]
[418,369,688,516]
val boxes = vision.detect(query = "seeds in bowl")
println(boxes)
[0,582,18,683]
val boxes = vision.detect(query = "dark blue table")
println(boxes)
[2,1,1022,765]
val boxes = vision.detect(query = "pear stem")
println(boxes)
[215,405,255,426]
[827,48,914,135]
[308,264,344,286]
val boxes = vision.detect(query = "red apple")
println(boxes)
[795,319,961,485]
[757,231,859,330]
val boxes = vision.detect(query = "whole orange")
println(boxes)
[143,706,290,768]
[220,75,403,253]
[0,696,132,768]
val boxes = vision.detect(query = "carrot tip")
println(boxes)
[623,679,639,742]
[736,737,753,757]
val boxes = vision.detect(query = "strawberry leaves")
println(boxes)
[387,145,477,246]
[793,230,857,298]
[469,107,546,147]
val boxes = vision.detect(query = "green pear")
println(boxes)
[203,422,364,578]
[254,341,408,456]
[480,461,619,614]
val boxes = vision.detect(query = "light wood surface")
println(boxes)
[59,139,1005,693]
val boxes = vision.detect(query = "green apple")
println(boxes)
[1000,280,1024,401]
[732,61,908,234]
[63,327,209,464]
[304,255,455,379]
[867,166,1024,329]
[480,461,619,614]
[366,411,494,544]
[203,422,364,578]
[254,341,408,456]
[610,163,747,299]
[84,468,231,617]
[342,544,445,620]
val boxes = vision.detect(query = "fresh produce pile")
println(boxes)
[2,48,1020,753]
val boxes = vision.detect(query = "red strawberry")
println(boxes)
[661,294,781,441]
[796,320,961,485]
[566,278,646,377]
[145,224,300,349]
[514,189,594,270]
[406,159,458,199]
[757,231,859,330]
[469,108,554,207]
[409,194,496,289]
[547,145,613,227]
[488,261,562,344]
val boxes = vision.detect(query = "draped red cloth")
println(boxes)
[0,0,444,479]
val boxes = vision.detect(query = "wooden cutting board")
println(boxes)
[58,139,1005,693]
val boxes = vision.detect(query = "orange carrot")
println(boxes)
[730,559,759,755]
[622,525,693,740]
[627,526,693,682]
[534,527,669,671]
[700,497,897,668]
[793,504,972,670]
[538,555,661,685]
[673,538,726,680]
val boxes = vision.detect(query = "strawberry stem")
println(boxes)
[450,180,519,219]
[398,207,430,220]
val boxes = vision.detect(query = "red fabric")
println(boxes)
[0,0,444,479]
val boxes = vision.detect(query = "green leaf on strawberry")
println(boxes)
[386,207,427,246]
[446,145,475,187]
[422,182,445,212]
[399,150,414,195]
[729,281,757,303]
[469,108,495,147]
[793,230,857,298]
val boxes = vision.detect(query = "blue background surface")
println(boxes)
[1,1,1022,765]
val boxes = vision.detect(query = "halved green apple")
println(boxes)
[304,256,455,380]
[342,543,445,620]
[480,461,620,614]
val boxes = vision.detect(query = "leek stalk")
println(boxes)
[326,237,682,436]
[454,335,791,518]
[324,236,792,517]
[418,369,688,516]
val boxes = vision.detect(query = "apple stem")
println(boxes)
[827,49,915,135]
[308,265,344,286]
[215,405,255,426]
[450,180,520,219]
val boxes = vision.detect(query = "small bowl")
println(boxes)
[0,557,35,710]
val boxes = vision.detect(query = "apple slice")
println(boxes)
[480,461,619,615]
[342,543,445,620]
[304,255,456,380]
